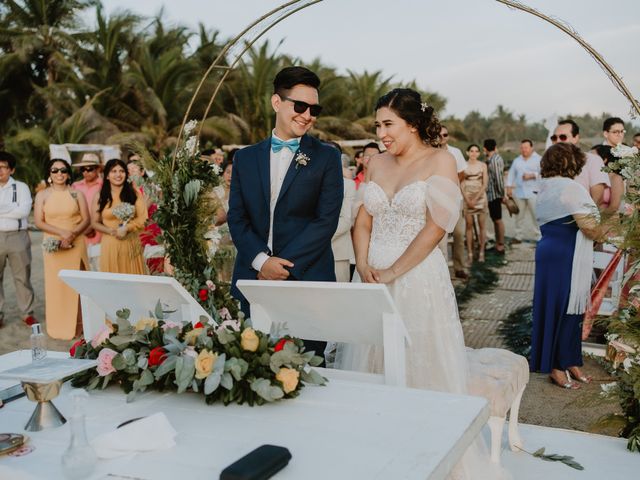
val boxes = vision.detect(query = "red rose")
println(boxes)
[198,289,208,301]
[69,339,85,357]
[194,321,204,329]
[148,347,167,367]
[274,339,292,352]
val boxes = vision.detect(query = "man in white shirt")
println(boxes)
[439,125,468,279]
[506,139,541,242]
[551,119,610,204]
[0,151,36,328]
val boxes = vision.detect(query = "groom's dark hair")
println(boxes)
[273,66,320,96]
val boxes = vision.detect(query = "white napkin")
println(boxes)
[91,412,177,459]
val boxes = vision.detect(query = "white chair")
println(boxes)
[236,280,410,387]
[466,347,529,464]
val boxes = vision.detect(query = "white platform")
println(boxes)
[492,422,640,479]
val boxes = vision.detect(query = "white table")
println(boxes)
[0,352,489,480]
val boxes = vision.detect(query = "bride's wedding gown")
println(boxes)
[336,175,508,479]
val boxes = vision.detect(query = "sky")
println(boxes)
[96,0,640,124]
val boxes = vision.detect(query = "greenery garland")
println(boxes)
[598,144,640,452]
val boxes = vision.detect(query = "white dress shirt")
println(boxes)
[447,145,467,173]
[251,133,300,272]
[506,152,542,199]
[0,177,32,231]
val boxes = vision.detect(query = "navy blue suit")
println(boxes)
[228,134,344,316]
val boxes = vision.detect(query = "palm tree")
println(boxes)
[344,69,394,120]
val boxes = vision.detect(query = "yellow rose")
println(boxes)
[185,327,204,346]
[240,328,260,352]
[195,350,218,379]
[276,368,300,394]
[135,317,158,331]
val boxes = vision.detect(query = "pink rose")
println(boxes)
[206,280,216,291]
[91,324,111,348]
[161,320,182,331]
[216,319,240,334]
[96,348,118,376]
[218,308,232,321]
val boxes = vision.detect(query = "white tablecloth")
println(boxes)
[0,352,489,480]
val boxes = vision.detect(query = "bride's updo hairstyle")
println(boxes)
[375,88,442,147]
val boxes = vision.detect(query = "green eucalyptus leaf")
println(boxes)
[176,355,195,393]
[111,354,126,370]
[154,355,178,379]
[154,300,165,320]
[116,308,131,321]
[300,368,326,385]
[250,378,284,402]
[220,372,233,390]
[139,368,155,387]
[122,348,137,366]
[204,370,222,395]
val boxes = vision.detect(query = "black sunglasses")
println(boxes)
[80,166,97,172]
[280,95,323,117]
[550,134,568,142]
[440,133,449,138]
[50,167,69,174]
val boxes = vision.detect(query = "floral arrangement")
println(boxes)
[70,302,326,405]
[42,237,62,253]
[599,144,640,452]
[112,202,136,227]
[140,120,238,320]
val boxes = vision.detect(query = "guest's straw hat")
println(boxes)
[73,152,101,168]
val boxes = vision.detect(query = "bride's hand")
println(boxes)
[358,265,379,283]
[376,268,397,284]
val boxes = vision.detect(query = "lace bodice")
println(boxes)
[364,176,461,269]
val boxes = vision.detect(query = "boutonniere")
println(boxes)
[295,152,310,169]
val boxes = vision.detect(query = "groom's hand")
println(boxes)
[259,257,294,280]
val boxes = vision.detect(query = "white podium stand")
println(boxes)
[237,280,410,387]
[59,270,212,341]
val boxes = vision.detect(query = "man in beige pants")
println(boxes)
[0,151,36,328]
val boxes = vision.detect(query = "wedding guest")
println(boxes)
[592,145,625,214]
[602,117,626,147]
[212,160,236,283]
[633,132,640,149]
[71,152,103,270]
[0,151,36,328]
[332,164,356,282]
[505,139,542,242]
[440,125,468,278]
[484,139,506,254]
[551,119,610,205]
[530,143,606,388]
[34,159,90,339]
[461,144,488,263]
[354,142,380,189]
[92,159,147,274]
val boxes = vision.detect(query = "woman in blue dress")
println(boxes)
[530,143,604,389]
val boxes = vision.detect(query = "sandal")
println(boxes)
[549,371,580,389]
[568,368,592,384]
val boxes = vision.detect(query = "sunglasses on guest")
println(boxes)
[279,95,323,117]
[80,166,97,172]
[550,134,569,142]
[50,167,69,174]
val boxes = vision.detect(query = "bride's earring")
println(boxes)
[47,177,53,184]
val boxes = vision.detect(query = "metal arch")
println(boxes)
[173,0,323,165]
[496,0,640,118]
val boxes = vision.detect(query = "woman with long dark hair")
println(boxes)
[34,159,90,339]
[338,88,506,479]
[91,159,147,274]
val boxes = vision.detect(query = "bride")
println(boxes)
[339,88,508,479]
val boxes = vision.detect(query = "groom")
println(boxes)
[228,66,344,353]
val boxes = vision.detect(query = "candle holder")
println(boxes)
[22,380,66,431]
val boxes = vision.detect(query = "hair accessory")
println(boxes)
[420,102,429,112]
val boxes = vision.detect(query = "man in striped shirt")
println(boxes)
[483,139,506,255]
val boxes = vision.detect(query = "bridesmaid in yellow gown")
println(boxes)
[91,159,148,274]
[34,159,90,340]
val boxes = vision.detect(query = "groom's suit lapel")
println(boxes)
[256,138,271,208]
[277,134,311,204]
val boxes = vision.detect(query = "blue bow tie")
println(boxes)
[271,137,300,153]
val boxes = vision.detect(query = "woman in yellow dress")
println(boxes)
[34,159,90,340]
[91,159,148,274]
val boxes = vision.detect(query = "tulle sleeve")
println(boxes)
[351,184,367,225]
[424,175,462,232]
